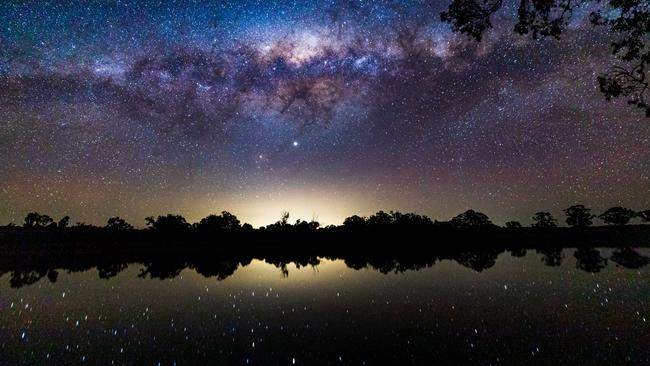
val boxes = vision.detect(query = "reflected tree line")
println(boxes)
[1,247,648,289]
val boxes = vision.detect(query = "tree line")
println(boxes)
[6,205,650,233]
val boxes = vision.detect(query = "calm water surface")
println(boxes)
[1,249,649,365]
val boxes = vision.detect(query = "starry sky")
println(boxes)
[0,0,648,227]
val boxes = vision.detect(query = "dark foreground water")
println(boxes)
[1,248,649,365]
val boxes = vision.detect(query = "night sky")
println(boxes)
[1,0,648,227]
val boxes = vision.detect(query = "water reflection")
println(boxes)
[1,247,648,288]
[2,248,650,365]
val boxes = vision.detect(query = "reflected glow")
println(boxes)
[2,251,649,364]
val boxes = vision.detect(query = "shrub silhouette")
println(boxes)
[145,214,190,232]
[196,211,241,233]
[366,211,393,227]
[293,219,320,232]
[599,207,636,225]
[343,215,366,229]
[505,221,522,228]
[531,212,557,227]
[574,248,607,273]
[23,212,54,228]
[106,217,134,231]
[264,212,293,232]
[391,212,433,228]
[57,216,70,229]
[342,211,433,230]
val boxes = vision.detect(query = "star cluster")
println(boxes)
[0,0,648,226]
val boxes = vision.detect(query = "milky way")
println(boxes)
[0,0,648,226]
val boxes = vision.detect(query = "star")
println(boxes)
[0,0,646,227]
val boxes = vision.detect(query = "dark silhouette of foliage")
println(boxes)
[343,211,433,230]
[610,247,650,269]
[441,0,502,42]
[343,215,366,229]
[505,221,522,228]
[192,258,243,280]
[531,212,557,227]
[145,214,190,232]
[2,243,649,288]
[293,219,320,232]
[366,210,393,227]
[537,248,563,266]
[10,207,650,253]
[599,206,636,225]
[264,211,293,232]
[279,211,290,226]
[57,216,70,229]
[574,248,607,273]
[106,216,134,231]
[450,209,493,228]
[261,211,321,234]
[454,250,499,271]
[563,205,595,227]
[10,270,47,288]
[196,211,241,233]
[139,259,186,280]
[441,0,650,116]
[23,212,54,228]
[97,263,128,279]
[638,209,650,222]
[391,212,434,228]
[510,248,527,257]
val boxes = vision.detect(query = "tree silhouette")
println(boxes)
[343,215,366,229]
[531,212,557,227]
[610,247,650,269]
[441,0,650,116]
[264,211,293,232]
[599,206,636,225]
[23,212,54,228]
[366,211,393,227]
[145,214,190,233]
[10,270,48,288]
[280,211,290,225]
[97,263,128,279]
[574,248,607,273]
[510,248,527,257]
[450,209,493,228]
[454,250,500,271]
[57,216,70,229]
[505,221,522,228]
[563,205,595,227]
[638,209,650,222]
[196,211,241,233]
[391,211,433,228]
[537,247,563,266]
[293,219,320,232]
[106,216,134,231]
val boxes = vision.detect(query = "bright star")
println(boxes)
[292,141,299,147]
